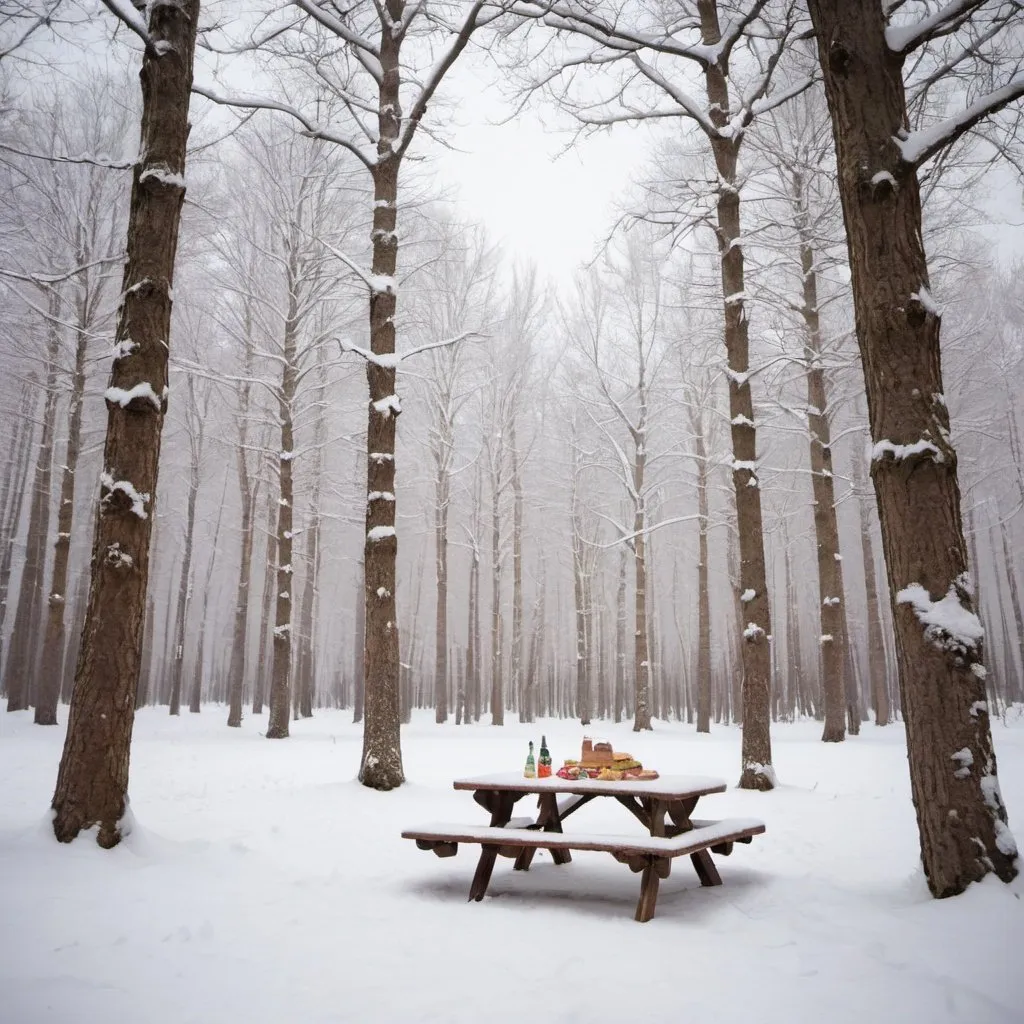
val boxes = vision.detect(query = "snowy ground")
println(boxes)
[2,708,1023,1024]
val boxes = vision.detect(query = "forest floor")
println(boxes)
[1,706,1023,1023]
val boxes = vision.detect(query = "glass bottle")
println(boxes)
[538,735,552,778]
[523,740,536,778]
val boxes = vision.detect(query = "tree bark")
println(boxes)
[226,313,256,728]
[694,416,712,733]
[35,294,90,725]
[5,296,61,712]
[793,181,848,742]
[51,0,199,846]
[359,22,403,788]
[0,394,35,684]
[808,0,1017,894]
[699,0,772,787]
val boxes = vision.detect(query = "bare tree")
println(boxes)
[51,0,201,847]
[805,0,1021,894]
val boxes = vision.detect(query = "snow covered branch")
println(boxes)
[896,73,1024,167]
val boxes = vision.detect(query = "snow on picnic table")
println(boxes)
[1,708,1023,1024]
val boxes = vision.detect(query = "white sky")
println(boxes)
[425,54,658,286]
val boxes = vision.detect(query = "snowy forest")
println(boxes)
[2,0,1024,931]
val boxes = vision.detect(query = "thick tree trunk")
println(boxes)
[359,28,403,787]
[35,306,90,725]
[808,0,1017,894]
[699,0,772,787]
[51,0,199,846]
[5,299,60,712]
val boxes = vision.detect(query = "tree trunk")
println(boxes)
[51,0,199,847]
[852,440,890,725]
[433,442,450,724]
[253,488,276,716]
[808,0,1016,894]
[489,447,504,726]
[352,560,364,723]
[510,431,525,722]
[0,394,35,683]
[359,29,403,787]
[226,317,257,728]
[190,479,227,713]
[167,393,202,717]
[5,297,61,712]
[266,302,298,739]
[699,0,772,787]
[794,193,848,742]
[35,301,91,725]
[695,424,712,733]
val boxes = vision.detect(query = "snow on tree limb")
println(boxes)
[897,73,1024,167]
[98,0,150,44]
[191,85,377,169]
[885,0,989,56]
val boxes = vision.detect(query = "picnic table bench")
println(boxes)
[402,772,765,922]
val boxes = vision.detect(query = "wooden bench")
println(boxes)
[402,816,765,922]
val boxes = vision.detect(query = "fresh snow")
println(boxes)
[896,582,985,655]
[741,588,756,604]
[871,438,943,463]
[139,165,186,188]
[100,471,150,519]
[367,525,396,542]
[1,710,1023,1023]
[105,382,162,411]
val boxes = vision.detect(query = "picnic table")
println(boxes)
[402,772,764,922]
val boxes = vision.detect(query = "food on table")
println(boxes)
[556,737,658,781]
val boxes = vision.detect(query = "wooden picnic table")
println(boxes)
[403,771,764,921]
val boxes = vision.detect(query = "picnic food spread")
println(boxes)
[555,737,659,781]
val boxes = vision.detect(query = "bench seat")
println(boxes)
[402,817,765,921]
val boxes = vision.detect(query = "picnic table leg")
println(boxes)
[635,856,671,922]
[469,844,500,901]
[515,793,571,871]
[690,848,723,887]
[467,791,516,901]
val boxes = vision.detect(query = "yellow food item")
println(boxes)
[597,768,624,781]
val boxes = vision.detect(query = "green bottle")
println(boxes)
[538,735,552,777]
[524,740,536,778]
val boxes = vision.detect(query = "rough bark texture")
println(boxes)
[699,0,772,787]
[808,0,1017,894]
[51,0,198,847]
[359,17,403,787]
[4,299,60,712]
[35,298,90,725]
